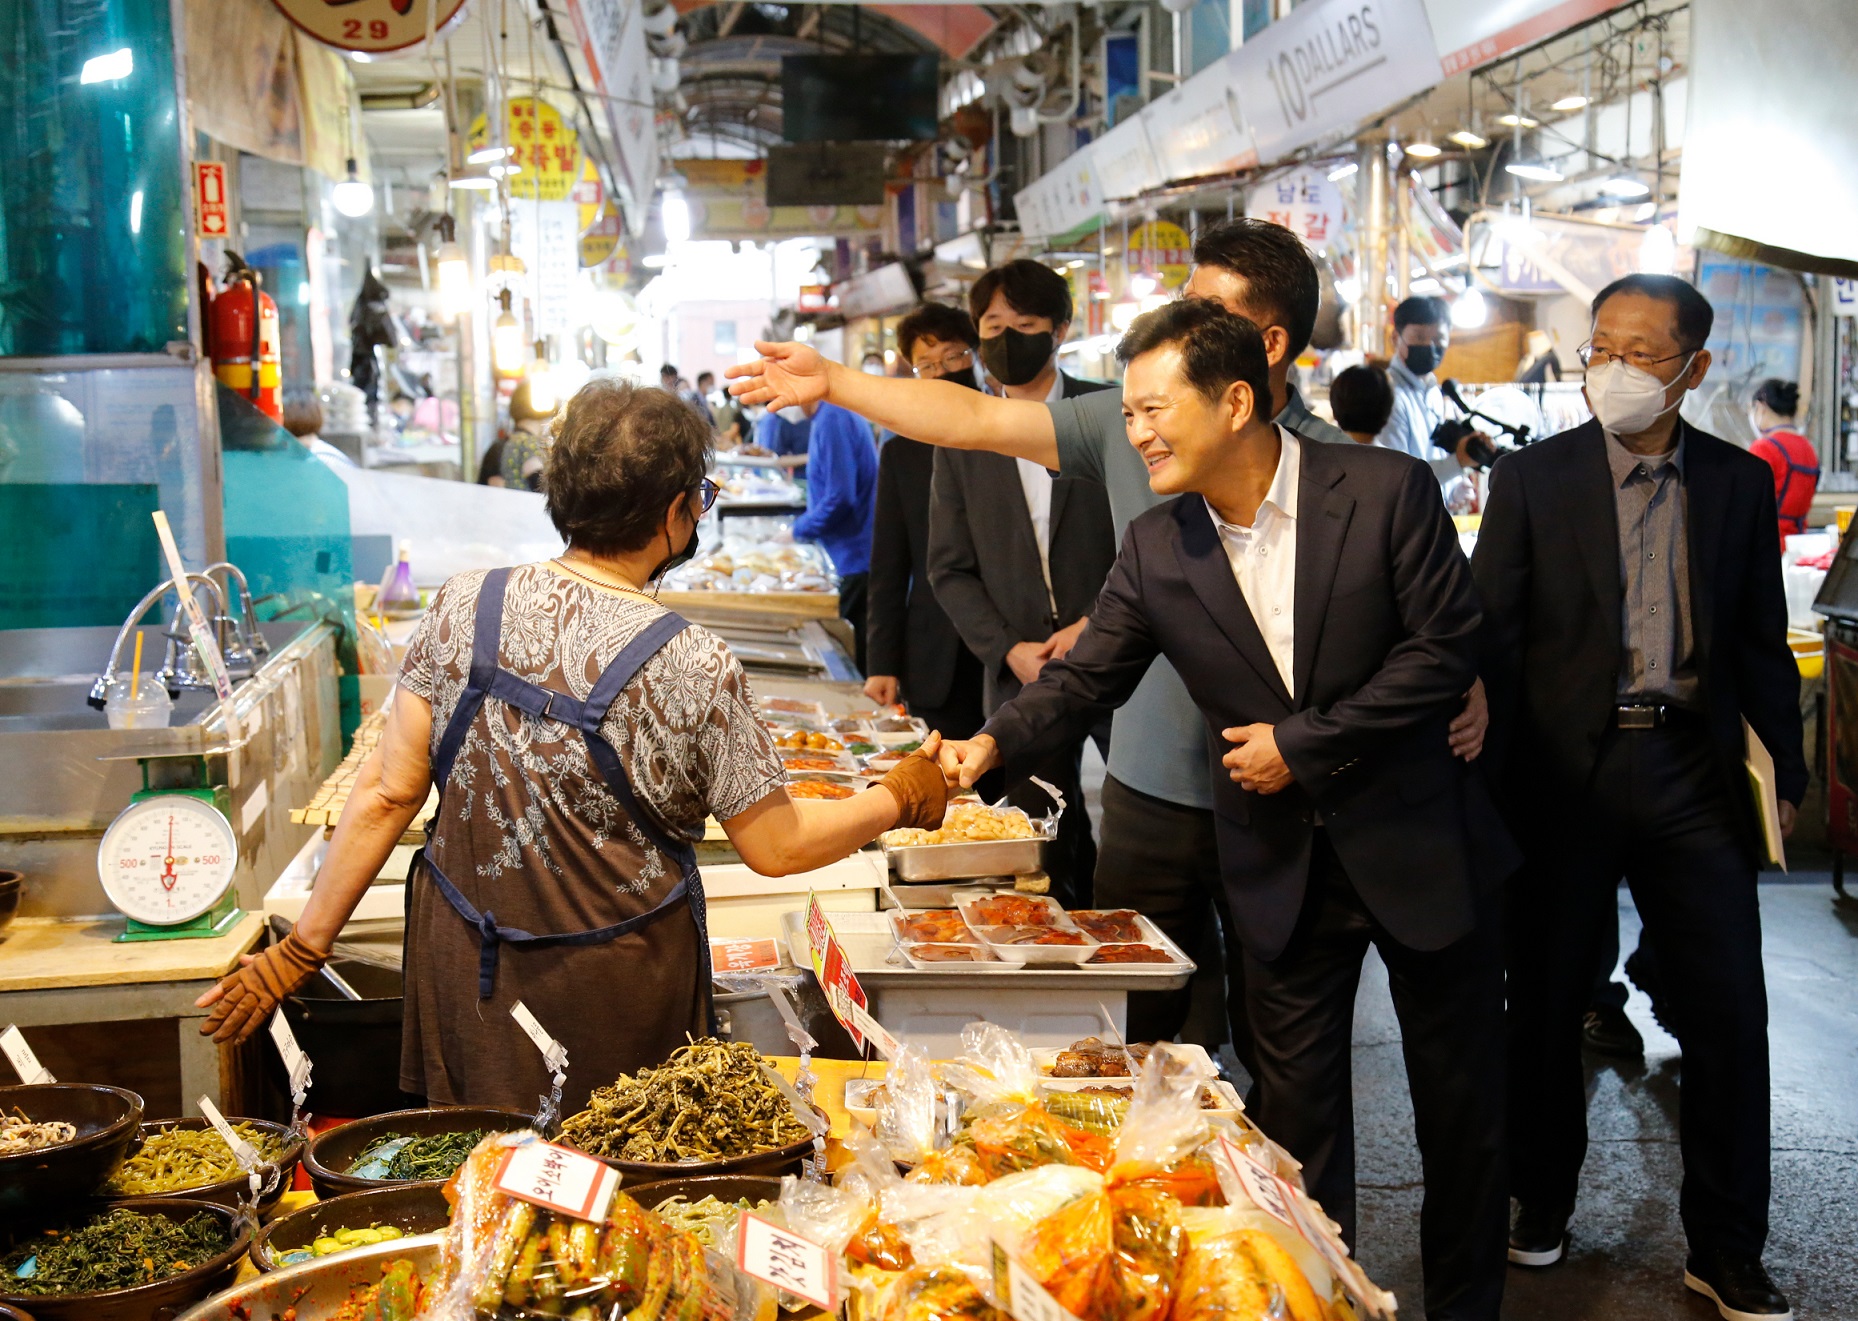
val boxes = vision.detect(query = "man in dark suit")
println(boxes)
[942,299,1516,1321]
[928,260,1117,903]
[1473,274,1805,1321]
[863,304,989,739]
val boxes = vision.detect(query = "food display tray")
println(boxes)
[1029,1041,1218,1077]
[884,837,1047,881]
[782,910,1193,987]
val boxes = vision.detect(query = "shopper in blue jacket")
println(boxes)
[793,399,878,672]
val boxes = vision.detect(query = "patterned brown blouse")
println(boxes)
[395,564,784,1111]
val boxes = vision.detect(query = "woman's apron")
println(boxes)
[409,567,714,1097]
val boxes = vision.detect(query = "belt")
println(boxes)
[1612,702,1696,730]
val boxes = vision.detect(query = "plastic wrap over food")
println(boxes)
[1178,1206,1334,1312]
[1172,1212,1332,1321]
[422,1130,774,1321]
[874,1044,941,1166]
[939,1023,1041,1112]
[1107,1045,1223,1207]
[878,1264,1006,1321]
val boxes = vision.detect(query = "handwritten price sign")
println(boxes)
[493,1140,619,1223]
[737,1212,835,1309]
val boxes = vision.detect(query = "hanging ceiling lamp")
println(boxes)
[433,214,471,320]
[492,289,525,376]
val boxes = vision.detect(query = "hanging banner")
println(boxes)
[1146,65,1258,186]
[1231,0,1442,166]
[186,0,303,168]
[574,158,605,232]
[509,202,584,343]
[1246,166,1345,251]
[470,98,582,202]
[271,0,467,53]
[1128,221,1193,289]
[1092,114,1162,201]
[1425,0,1631,76]
[564,0,658,237]
[580,203,625,268]
[296,33,363,182]
[1014,144,1103,241]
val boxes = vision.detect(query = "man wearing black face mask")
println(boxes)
[1377,297,1490,484]
[926,260,1117,905]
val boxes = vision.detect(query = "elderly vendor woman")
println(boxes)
[197,381,947,1111]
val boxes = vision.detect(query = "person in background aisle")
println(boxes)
[1515,330,1565,384]
[863,304,989,740]
[280,387,357,469]
[1747,379,1819,549]
[860,351,887,375]
[1328,364,1395,444]
[704,371,745,448]
[940,301,1516,1321]
[927,260,1117,906]
[1474,274,1806,1321]
[792,394,879,673]
[499,379,558,491]
[756,401,812,477]
[726,219,1488,1074]
[662,363,712,426]
[1378,296,1492,482]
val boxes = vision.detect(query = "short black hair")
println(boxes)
[968,259,1072,328]
[1329,364,1395,435]
[896,303,979,361]
[1393,296,1449,332]
[1116,299,1272,421]
[696,370,715,386]
[1754,378,1800,416]
[544,380,712,557]
[1190,218,1321,358]
[1590,274,1715,353]
[659,363,678,378]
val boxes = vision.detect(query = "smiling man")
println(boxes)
[938,299,1518,1321]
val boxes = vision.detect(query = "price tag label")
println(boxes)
[804,892,876,1053]
[198,1096,262,1171]
[0,1025,53,1085]
[510,1001,570,1132]
[710,937,782,973]
[992,1241,1084,1321]
[492,1140,620,1222]
[737,1212,836,1310]
[267,1010,313,1105]
[844,1000,899,1060]
[1211,1135,1298,1229]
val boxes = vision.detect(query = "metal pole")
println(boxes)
[1361,140,1389,359]
[1395,160,1411,303]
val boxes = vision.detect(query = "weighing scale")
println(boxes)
[96,753,243,943]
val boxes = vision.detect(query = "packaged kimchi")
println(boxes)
[1171,1222,1331,1321]
[880,1266,1005,1321]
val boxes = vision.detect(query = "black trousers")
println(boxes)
[1245,833,1508,1321]
[909,647,987,743]
[1091,774,1253,1078]
[1507,716,1770,1258]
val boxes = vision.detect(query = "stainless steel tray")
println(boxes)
[885,837,1047,881]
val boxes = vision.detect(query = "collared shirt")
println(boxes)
[1204,426,1300,696]
[1012,370,1068,614]
[1376,356,1444,462]
[1605,430,1698,705]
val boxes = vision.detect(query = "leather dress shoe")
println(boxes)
[1507,1203,1569,1267]
[1582,1004,1645,1058]
[1684,1252,1793,1321]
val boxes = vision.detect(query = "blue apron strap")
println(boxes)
[432,568,513,786]
[582,613,693,725]
[484,669,589,727]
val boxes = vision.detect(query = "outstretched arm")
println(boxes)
[728,341,1059,467]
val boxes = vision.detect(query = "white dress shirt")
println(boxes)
[1204,425,1299,696]
[1011,370,1067,615]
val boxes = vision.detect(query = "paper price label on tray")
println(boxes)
[844,999,899,1060]
[267,1010,313,1104]
[737,1212,835,1310]
[1212,1135,1297,1229]
[510,1001,570,1074]
[710,937,782,974]
[493,1140,619,1223]
[198,1096,263,1171]
[992,1241,1085,1321]
[0,1025,53,1085]
[804,891,876,1053]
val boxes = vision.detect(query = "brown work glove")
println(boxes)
[876,733,949,832]
[196,930,329,1045]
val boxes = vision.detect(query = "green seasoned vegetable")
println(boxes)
[846,742,879,756]
[0,1208,229,1296]
[559,1038,811,1164]
[106,1122,290,1195]
[350,1128,488,1182]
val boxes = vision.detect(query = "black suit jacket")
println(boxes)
[864,436,969,707]
[984,437,1518,960]
[928,373,1117,713]
[1472,419,1807,840]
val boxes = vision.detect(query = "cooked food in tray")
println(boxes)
[893,909,976,943]
[966,893,1063,927]
[783,755,853,773]
[1047,1037,1155,1078]
[1088,943,1177,965]
[884,803,1041,847]
[906,944,998,964]
[773,729,841,752]
[873,715,922,734]
[788,779,857,801]
[763,696,828,717]
[1068,909,1145,944]
[980,926,1088,947]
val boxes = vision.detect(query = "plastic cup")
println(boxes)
[105,674,174,729]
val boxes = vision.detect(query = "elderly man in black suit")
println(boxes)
[1473,274,1805,1321]
[862,303,990,739]
[941,299,1517,1321]
[928,259,1117,904]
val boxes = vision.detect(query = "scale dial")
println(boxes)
[97,795,239,926]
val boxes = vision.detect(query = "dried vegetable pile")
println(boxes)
[558,1038,813,1164]
[0,1207,229,1296]
[106,1121,291,1194]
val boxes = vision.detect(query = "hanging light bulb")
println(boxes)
[492,289,525,377]
[433,214,471,320]
[526,339,557,414]
[661,190,691,245]
[333,156,375,217]
[1405,133,1442,159]
[1452,286,1489,329]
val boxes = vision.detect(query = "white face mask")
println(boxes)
[1584,353,1693,435]
[776,405,807,424]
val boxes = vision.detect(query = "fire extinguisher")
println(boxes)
[209,253,282,423]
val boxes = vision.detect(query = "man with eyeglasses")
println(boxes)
[1473,274,1805,1321]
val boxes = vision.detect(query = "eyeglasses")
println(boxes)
[912,349,974,380]
[1577,343,1690,373]
[694,477,721,514]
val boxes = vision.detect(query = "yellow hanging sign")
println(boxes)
[1129,220,1193,289]
[468,97,581,202]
